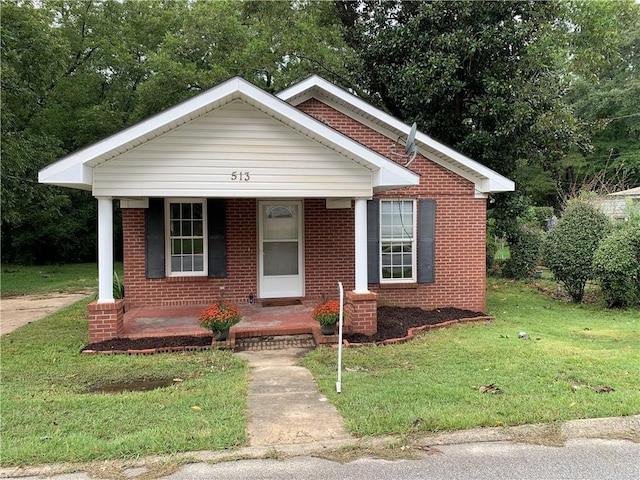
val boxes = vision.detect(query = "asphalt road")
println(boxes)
[157,438,639,480]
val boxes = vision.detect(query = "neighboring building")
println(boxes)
[39,76,514,342]
[595,187,640,220]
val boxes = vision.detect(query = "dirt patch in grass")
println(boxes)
[81,306,487,352]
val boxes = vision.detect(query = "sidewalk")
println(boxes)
[235,347,351,446]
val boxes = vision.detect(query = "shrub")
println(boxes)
[592,225,640,308]
[503,226,542,279]
[541,199,611,302]
[113,272,124,299]
[533,206,554,228]
[486,234,498,273]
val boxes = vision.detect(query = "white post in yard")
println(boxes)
[336,281,344,394]
[354,198,369,294]
[97,196,114,303]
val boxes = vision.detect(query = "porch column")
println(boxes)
[97,196,114,303]
[354,198,369,294]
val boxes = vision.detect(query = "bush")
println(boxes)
[541,199,611,302]
[503,226,542,279]
[486,234,498,273]
[592,225,640,308]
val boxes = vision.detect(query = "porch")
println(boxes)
[120,301,338,347]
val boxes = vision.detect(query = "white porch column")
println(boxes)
[354,198,370,294]
[97,196,114,303]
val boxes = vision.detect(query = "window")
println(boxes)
[380,199,416,282]
[165,199,207,276]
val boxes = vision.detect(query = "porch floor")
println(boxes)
[122,301,327,345]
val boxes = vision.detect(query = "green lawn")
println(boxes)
[0,300,248,466]
[303,278,640,436]
[1,267,638,466]
[1,263,124,297]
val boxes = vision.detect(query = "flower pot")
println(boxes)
[213,327,230,342]
[320,323,336,336]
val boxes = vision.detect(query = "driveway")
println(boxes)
[0,292,93,335]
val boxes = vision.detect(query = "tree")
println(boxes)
[562,0,640,191]
[334,0,582,188]
[1,0,354,264]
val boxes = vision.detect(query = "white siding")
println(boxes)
[93,100,373,198]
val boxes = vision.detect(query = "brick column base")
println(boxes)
[345,291,378,336]
[87,300,125,343]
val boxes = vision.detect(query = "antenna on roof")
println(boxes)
[389,122,418,167]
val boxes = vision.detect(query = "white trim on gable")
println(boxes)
[278,75,515,195]
[38,77,419,195]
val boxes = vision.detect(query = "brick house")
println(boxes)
[39,76,514,342]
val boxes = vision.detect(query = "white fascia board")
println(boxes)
[279,75,515,194]
[38,163,93,190]
[38,77,246,186]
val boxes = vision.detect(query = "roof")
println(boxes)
[608,186,640,197]
[39,75,514,197]
[278,75,515,195]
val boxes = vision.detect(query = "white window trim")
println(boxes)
[379,199,417,283]
[165,198,208,277]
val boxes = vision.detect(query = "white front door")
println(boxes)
[258,201,304,298]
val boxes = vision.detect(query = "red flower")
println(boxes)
[312,300,341,325]
[198,301,242,332]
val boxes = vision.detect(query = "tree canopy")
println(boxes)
[1,0,638,264]
[1,0,352,263]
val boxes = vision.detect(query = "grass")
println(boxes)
[2,262,638,465]
[303,278,640,437]
[0,263,122,297]
[0,300,249,466]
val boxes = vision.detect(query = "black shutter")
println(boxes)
[145,198,165,279]
[367,199,380,284]
[207,199,226,278]
[418,199,436,283]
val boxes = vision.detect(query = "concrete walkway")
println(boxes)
[235,347,351,446]
[0,292,92,336]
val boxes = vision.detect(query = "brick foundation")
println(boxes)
[345,291,378,336]
[87,300,125,343]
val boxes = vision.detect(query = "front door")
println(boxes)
[258,201,304,298]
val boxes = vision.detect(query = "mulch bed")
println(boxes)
[83,335,213,353]
[82,306,489,353]
[342,306,487,344]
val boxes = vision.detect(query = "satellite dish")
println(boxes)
[405,122,417,156]
[389,122,419,166]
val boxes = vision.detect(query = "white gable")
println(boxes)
[39,77,419,197]
[93,100,374,198]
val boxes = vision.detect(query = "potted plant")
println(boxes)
[198,301,242,342]
[312,300,341,335]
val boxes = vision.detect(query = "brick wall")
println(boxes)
[304,199,355,299]
[299,99,487,313]
[118,98,488,317]
[122,198,356,309]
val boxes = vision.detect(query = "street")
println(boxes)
[160,438,638,480]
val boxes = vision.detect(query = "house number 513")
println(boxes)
[231,171,250,181]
